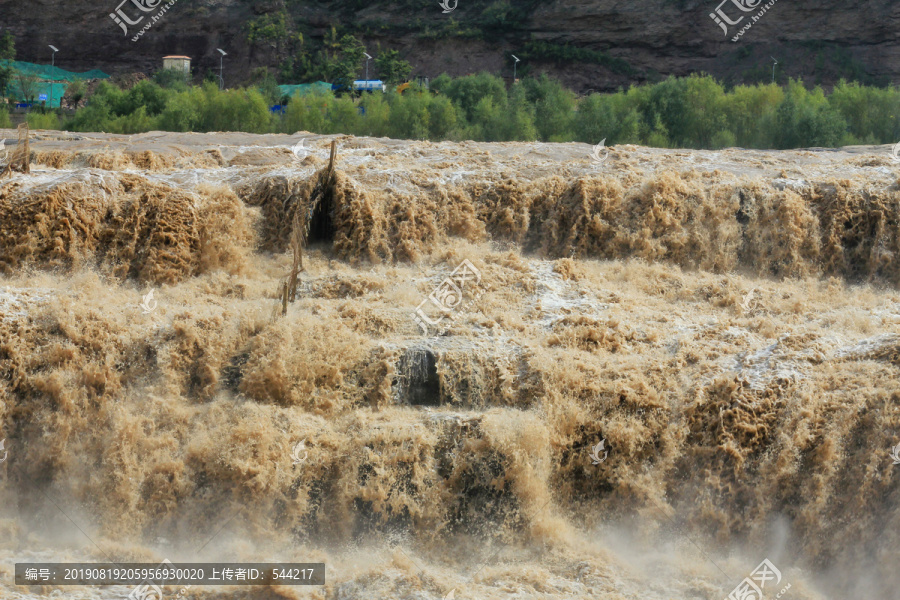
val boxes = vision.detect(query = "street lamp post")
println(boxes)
[512,54,520,82]
[49,45,58,109]
[771,56,778,84]
[364,52,372,81]
[217,48,227,90]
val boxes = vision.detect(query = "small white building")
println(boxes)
[162,55,191,75]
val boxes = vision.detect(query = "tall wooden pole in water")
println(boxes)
[282,139,338,316]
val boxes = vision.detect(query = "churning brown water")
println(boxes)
[1,130,899,600]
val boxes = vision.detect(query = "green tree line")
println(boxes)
[14,71,900,149]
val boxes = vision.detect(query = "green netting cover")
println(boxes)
[2,60,109,107]
[1,60,110,82]
[278,82,333,98]
[24,82,69,108]
[4,81,69,108]
[5,80,68,108]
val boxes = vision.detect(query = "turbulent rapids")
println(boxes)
[1,130,899,600]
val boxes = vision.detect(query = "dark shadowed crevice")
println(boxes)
[396,348,441,406]
[308,185,335,244]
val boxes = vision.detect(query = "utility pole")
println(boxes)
[49,45,58,109]
[512,54,520,82]
[217,48,227,90]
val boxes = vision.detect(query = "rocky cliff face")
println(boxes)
[2,0,898,92]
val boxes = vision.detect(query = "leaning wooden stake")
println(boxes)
[280,139,338,316]
[286,215,302,305]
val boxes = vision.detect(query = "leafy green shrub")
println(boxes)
[774,80,847,148]
[388,88,431,139]
[522,75,575,141]
[249,68,283,106]
[501,84,537,141]
[327,96,362,134]
[109,106,157,134]
[283,90,332,134]
[828,80,900,144]
[27,112,60,130]
[427,94,458,139]
[67,101,112,132]
[428,73,452,96]
[521,40,636,76]
[196,83,272,132]
[721,83,782,148]
[0,31,14,61]
[326,34,366,90]
[440,72,507,121]
[59,71,893,149]
[574,92,640,145]
[480,1,516,28]
[680,74,729,147]
[358,91,391,137]
[247,11,290,47]
[644,114,671,148]
[0,103,10,128]
[711,130,737,149]
[470,96,504,141]
[637,74,728,148]
[118,80,170,116]
[66,80,87,108]
[153,68,190,90]
[0,31,16,100]
[157,87,203,132]
[374,49,412,86]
